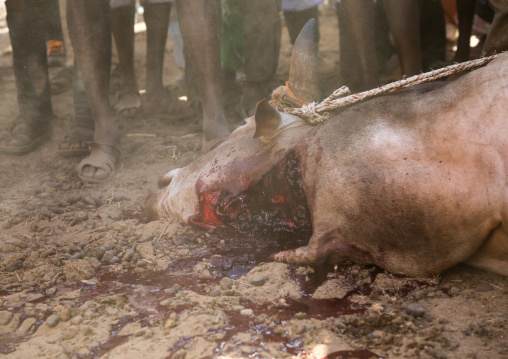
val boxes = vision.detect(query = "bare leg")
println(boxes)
[67,0,120,181]
[111,3,141,118]
[341,0,379,92]
[383,0,422,77]
[455,0,477,62]
[176,0,230,151]
[144,2,170,96]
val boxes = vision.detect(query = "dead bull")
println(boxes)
[147,21,508,277]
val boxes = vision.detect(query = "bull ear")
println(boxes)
[288,18,320,104]
[253,99,281,139]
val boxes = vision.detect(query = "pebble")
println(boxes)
[110,256,121,263]
[0,311,13,325]
[58,306,73,322]
[173,350,186,359]
[240,309,254,317]
[164,288,177,296]
[221,259,233,271]
[1,219,13,230]
[131,253,141,263]
[5,260,23,272]
[294,312,308,320]
[123,248,135,262]
[46,314,60,328]
[134,328,147,337]
[273,326,284,334]
[137,242,155,260]
[70,315,83,325]
[83,196,97,207]
[87,247,105,260]
[106,307,119,316]
[210,288,222,297]
[83,308,96,318]
[62,325,79,340]
[220,277,234,290]
[41,248,56,258]
[172,236,186,246]
[251,275,266,287]
[102,251,115,262]
[165,318,177,328]
[6,238,26,248]
[406,303,426,318]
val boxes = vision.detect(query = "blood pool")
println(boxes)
[189,152,312,236]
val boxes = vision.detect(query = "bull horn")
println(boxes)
[288,18,321,104]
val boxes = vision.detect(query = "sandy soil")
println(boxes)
[0,6,507,359]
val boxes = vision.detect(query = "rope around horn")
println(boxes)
[271,54,499,125]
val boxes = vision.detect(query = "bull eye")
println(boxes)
[191,151,312,236]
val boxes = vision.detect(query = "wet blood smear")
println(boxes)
[189,151,312,237]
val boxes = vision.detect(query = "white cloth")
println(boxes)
[282,0,323,12]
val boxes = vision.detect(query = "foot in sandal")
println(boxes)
[58,123,94,157]
[77,143,120,183]
[0,116,52,155]
[114,91,142,119]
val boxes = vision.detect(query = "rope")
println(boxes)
[274,54,499,125]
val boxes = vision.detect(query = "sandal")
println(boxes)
[114,91,142,119]
[58,124,94,157]
[76,143,120,183]
[0,119,52,155]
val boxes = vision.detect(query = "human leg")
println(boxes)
[0,0,53,155]
[111,0,141,118]
[240,0,281,115]
[67,0,120,181]
[176,0,230,151]
[339,0,379,92]
[383,0,422,77]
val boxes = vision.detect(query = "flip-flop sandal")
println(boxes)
[115,91,142,119]
[202,134,229,154]
[58,124,94,157]
[50,66,73,95]
[0,120,52,155]
[76,143,120,183]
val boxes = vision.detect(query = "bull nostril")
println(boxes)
[158,176,172,189]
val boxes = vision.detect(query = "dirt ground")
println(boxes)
[0,5,507,359]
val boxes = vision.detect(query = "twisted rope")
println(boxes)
[275,54,499,125]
